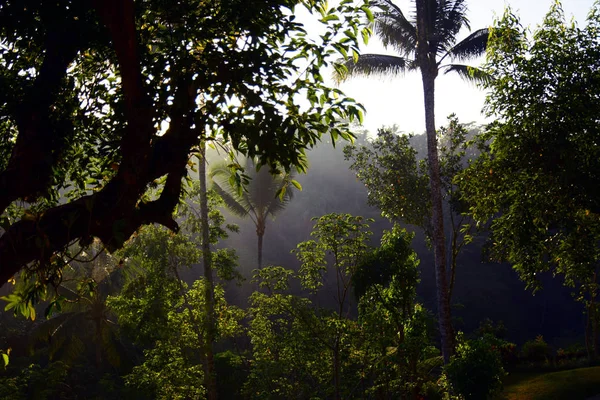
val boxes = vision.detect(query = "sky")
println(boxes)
[319,0,596,134]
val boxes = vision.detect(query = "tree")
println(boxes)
[345,117,477,304]
[108,189,242,399]
[210,157,298,270]
[198,142,218,399]
[245,266,333,399]
[458,3,600,357]
[295,213,372,399]
[246,213,373,400]
[335,0,489,362]
[0,0,369,289]
[354,225,440,399]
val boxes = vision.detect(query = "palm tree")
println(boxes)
[29,242,127,370]
[335,0,489,362]
[209,157,297,270]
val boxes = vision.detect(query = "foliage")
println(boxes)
[354,225,442,398]
[459,2,600,289]
[295,213,372,312]
[458,1,600,357]
[0,0,370,293]
[344,126,430,227]
[123,280,243,400]
[0,361,123,400]
[344,117,475,235]
[245,267,333,399]
[444,334,505,400]
[354,224,419,303]
[246,214,374,399]
[345,117,478,303]
[521,335,552,364]
[107,186,243,399]
[475,318,508,339]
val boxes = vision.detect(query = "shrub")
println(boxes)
[521,335,551,364]
[481,334,517,369]
[444,336,506,400]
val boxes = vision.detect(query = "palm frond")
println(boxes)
[265,179,296,219]
[248,162,279,211]
[211,181,251,218]
[29,311,89,362]
[445,28,489,61]
[370,0,417,55]
[417,355,444,374]
[247,159,296,219]
[432,0,470,56]
[441,64,492,84]
[209,161,253,217]
[334,54,416,82]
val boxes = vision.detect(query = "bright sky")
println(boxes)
[324,0,595,134]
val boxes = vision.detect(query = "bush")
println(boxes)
[481,334,517,370]
[521,335,551,364]
[444,336,505,400]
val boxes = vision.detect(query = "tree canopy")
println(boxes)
[460,3,600,289]
[0,0,369,287]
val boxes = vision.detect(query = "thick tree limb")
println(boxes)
[0,0,201,286]
[0,25,81,215]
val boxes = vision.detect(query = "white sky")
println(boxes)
[315,0,595,134]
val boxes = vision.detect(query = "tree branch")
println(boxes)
[0,24,82,214]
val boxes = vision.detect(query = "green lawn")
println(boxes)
[499,366,600,400]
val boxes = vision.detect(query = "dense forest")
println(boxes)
[1,0,599,399]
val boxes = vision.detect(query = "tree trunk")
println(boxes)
[199,141,218,400]
[333,338,341,400]
[415,0,454,363]
[421,70,453,363]
[256,222,264,270]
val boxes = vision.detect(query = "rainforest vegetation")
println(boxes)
[1,0,600,399]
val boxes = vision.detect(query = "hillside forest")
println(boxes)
[1,0,600,399]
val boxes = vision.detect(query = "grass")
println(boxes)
[499,366,600,400]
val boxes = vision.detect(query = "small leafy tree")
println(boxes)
[355,225,440,399]
[123,280,243,400]
[245,266,332,399]
[294,213,372,399]
[245,213,372,400]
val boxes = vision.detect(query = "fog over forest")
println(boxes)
[188,130,585,347]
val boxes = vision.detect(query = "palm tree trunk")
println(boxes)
[257,230,264,270]
[416,0,454,364]
[421,69,454,363]
[199,140,218,400]
[421,70,453,363]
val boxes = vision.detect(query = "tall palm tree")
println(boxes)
[335,0,489,362]
[209,157,297,270]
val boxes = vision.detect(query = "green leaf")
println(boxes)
[321,14,339,23]
[2,353,8,367]
[361,28,370,45]
[291,180,302,191]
